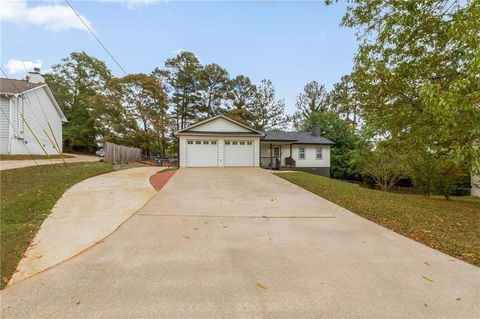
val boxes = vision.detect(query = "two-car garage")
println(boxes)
[175,116,263,168]
[185,139,255,167]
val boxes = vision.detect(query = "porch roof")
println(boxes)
[262,131,335,145]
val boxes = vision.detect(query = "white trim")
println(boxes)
[316,146,323,160]
[43,85,68,122]
[7,97,12,154]
[298,146,306,160]
[175,115,264,136]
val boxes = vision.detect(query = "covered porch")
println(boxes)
[260,142,296,170]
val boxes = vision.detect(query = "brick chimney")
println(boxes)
[26,67,45,84]
[312,123,321,136]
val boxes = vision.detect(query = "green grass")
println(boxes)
[277,172,480,267]
[0,154,76,161]
[0,162,114,288]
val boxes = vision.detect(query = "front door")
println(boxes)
[273,146,281,162]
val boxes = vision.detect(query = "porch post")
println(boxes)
[270,143,273,169]
[290,144,292,157]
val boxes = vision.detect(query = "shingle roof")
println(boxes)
[0,78,44,94]
[263,131,335,145]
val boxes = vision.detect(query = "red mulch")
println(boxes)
[149,170,176,191]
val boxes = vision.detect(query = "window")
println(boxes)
[225,141,230,145]
[299,147,305,160]
[316,146,322,159]
[187,141,193,145]
[247,141,253,145]
[232,141,238,145]
[211,141,217,145]
[203,141,209,144]
[195,141,201,145]
[239,141,245,145]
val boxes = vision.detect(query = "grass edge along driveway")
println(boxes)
[0,162,114,289]
[277,172,480,267]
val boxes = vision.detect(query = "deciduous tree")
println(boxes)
[107,74,168,155]
[334,0,480,172]
[45,51,112,151]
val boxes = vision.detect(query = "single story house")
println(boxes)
[0,70,67,155]
[174,115,334,176]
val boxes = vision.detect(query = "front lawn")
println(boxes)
[277,172,480,267]
[0,162,114,288]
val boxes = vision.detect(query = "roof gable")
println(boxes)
[176,115,263,136]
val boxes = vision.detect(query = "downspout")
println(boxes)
[7,97,13,154]
[22,94,25,137]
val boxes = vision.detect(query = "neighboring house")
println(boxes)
[0,71,67,155]
[174,115,334,176]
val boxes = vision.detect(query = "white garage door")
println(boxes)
[224,140,254,167]
[186,140,218,167]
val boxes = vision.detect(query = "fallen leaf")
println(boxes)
[424,303,428,307]
[193,228,199,230]
[223,225,228,228]
[456,297,462,301]
[424,262,431,266]
[76,301,81,305]
[422,275,433,282]
[257,282,267,289]
[184,236,190,239]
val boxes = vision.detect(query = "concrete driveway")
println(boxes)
[0,153,99,171]
[1,168,479,318]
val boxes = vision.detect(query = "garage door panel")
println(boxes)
[224,140,254,167]
[186,140,218,167]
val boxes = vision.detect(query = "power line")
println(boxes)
[63,0,128,75]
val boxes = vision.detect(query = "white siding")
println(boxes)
[179,136,187,168]
[0,97,10,154]
[260,143,331,168]
[179,135,260,168]
[1,87,63,155]
[189,117,251,133]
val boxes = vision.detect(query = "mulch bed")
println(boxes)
[149,170,176,191]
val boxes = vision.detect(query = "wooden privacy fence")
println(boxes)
[104,142,142,165]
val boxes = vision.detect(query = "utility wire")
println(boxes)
[63,0,128,75]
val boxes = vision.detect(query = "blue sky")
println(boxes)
[1,0,358,114]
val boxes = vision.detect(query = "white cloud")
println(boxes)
[100,0,165,9]
[0,0,93,32]
[4,59,43,75]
